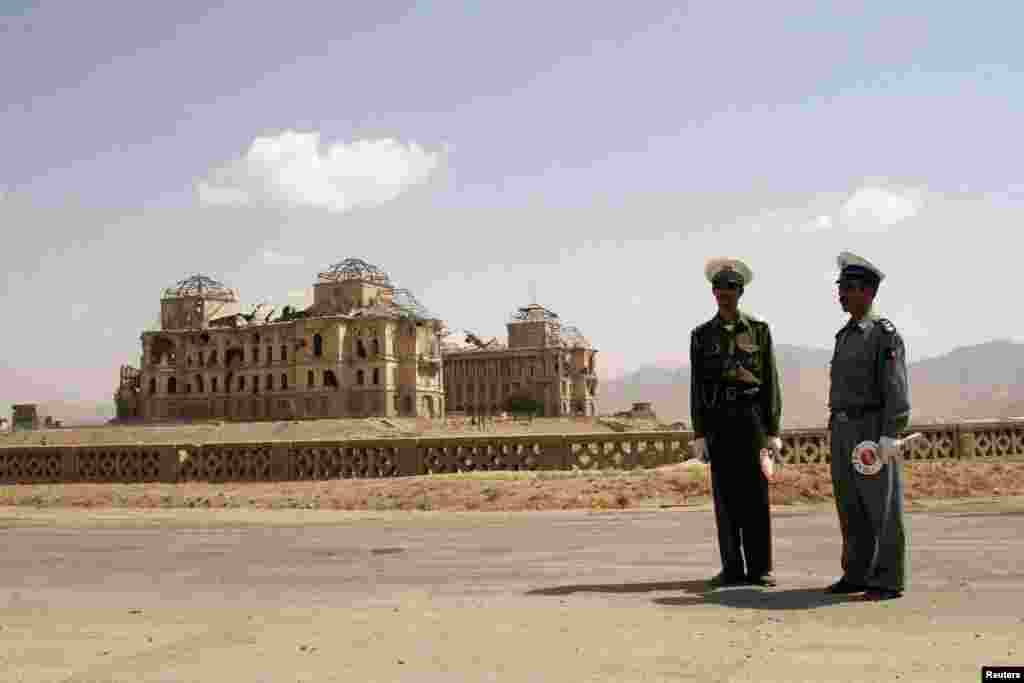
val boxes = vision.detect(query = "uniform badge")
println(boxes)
[852,440,884,476]
[736,332,759,353]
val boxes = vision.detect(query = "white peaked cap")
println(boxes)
[836,251,886,283]
[705,258,753,286]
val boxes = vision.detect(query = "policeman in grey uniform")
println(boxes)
[826,252,910,600]
[690,258,783,588]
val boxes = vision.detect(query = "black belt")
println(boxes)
[831,405,882,420]
[719,386,760,402]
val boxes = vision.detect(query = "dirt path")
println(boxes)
[2,503,1023,682]
[4,461,1024,513]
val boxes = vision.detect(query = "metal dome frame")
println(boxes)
[317,258,393,285]
[162,274,237,300]
[558,325,590,348]
[509,303,560,323]
[392,287,438,320]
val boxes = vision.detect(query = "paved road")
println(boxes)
[2,505,1023,682]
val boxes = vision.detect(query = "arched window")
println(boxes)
[209,349,218,366]
[280,345,287,362]
[238,376,245,391]
[168,377,177,394]
[253,346,260,364]
[148,378,156,394]
[281,373,288,390]
[313,333,323,357]
[356,339,367,358]
[307,370,315,387]
[196,375,204,393]
[372,338,380,356]
[324,370,338,389]
[356,370,365,385]
[267,345,273,364]
[212,377,219,393]
[266,374,273,391]
[372,368,380,385]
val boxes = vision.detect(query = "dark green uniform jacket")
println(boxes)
[689,311,782,440]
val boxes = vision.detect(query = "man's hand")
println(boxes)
[879,436,900,464]
[688,437,709,463]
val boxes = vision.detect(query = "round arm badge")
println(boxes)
[852,440,884,476]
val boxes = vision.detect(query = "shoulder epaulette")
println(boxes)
[877,318,897,334]
[692,318,715,335]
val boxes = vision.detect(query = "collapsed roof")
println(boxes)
[316,257,393,286]
[163,274,237,301]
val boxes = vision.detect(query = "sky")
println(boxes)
[3,1,1024,416]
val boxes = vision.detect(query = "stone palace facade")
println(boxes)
[115,259,446,422]
[442,303,599,417]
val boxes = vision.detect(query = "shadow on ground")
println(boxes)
[527,580,861,610]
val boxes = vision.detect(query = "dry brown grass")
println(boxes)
[3,461,1024,512]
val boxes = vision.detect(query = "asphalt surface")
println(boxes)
[2,505,1023,682]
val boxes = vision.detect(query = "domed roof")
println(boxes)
[317,258,392,285]
[162,274,237,301]
[392,288,438,320]
[558,325,590,348]
[510,303,559,322]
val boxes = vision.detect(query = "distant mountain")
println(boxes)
[599,340,1024,429]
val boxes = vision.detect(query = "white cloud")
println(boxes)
[262,250,305,266]
[197,131,441,213]
[839,186,922,230]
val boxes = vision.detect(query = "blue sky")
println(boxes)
[3,1,1024,414]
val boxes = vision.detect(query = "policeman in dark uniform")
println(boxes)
[689,258,783,588]
[826,252,911,601]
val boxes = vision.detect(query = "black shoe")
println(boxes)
[708,571,747,588]
[864,588,903,601]
[747,573,777,587]
[826,579,867,594]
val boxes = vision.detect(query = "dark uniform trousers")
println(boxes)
[708,401,772,579]
[830,411,907,592]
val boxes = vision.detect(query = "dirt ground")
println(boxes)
[3,460,1023,513]
[0,416,644,447]
[3,503,1024,682]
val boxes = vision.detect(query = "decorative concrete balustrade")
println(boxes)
[0,420,1022,485]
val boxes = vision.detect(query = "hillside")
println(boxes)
[599,340,1024,429]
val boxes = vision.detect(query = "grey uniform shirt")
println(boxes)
[829,311,911,438]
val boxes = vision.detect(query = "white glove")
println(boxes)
[768,436,783,458]
[688,437,709,463]
[879,436,899,464]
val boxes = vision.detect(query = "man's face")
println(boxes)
[837,279,873,314]
[713,280,742,308]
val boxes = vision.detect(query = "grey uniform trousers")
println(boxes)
[830,413,907,592]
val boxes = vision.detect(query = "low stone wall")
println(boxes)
[0,420,1021,484]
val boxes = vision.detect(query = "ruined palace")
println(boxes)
[442,303,599,417]
[115,259,445,422]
